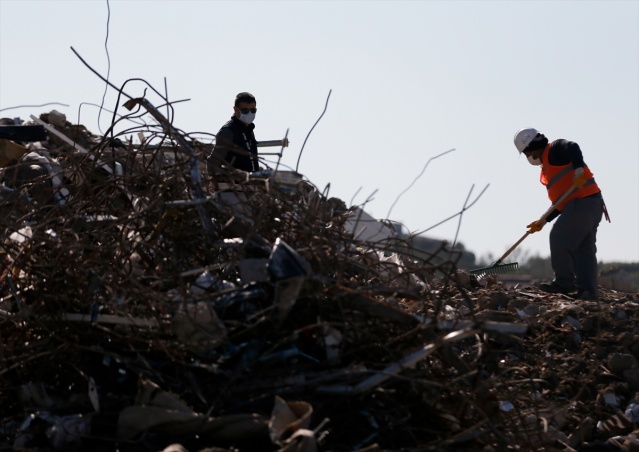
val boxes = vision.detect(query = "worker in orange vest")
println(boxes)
[514,128,610,300]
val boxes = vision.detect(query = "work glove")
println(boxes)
[527,220,545,234]
[573,167,587,188]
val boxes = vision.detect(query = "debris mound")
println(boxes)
[1,110,638,452]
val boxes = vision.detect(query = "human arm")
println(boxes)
[528,180,581,229]
[548,139,585,169]
[212,128,234,161]
[548,139,589,187]
[528,206,564,232]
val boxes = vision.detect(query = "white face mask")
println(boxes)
[527,155,542,166]
[239,112,255,125]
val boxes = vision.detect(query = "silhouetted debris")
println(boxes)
[1,110,638,452]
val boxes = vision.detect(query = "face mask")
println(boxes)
[239,112,255,125]
[527,155,542,166]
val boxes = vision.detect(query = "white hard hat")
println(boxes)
[513,128,539,153]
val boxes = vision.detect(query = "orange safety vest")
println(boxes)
[540,141,600,211]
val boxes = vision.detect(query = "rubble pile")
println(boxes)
[1,109,639,452]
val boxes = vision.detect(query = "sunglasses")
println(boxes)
[238,107,257,114]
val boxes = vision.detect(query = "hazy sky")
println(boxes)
[1,0,638,264]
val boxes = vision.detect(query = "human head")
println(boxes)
[233,92,257,125]
[514,127,548,158]
[514,128,549,166]
[234,92,256,108]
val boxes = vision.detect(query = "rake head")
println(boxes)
[469,262,520,279]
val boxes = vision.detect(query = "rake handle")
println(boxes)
[537,185,578,223]
[496,231,531,264]
[496,185,578,264]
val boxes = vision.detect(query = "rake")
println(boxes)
[470,185,578,279]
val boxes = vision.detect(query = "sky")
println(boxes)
[1,0,638,264]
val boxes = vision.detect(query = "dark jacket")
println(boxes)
[207,116,259,174]
[545,139,586,167]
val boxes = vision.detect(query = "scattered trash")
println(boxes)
[1,106,638,451]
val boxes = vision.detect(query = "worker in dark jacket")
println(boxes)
[514,128,610,300]
[207,92,260,176]
[207,92,289,192]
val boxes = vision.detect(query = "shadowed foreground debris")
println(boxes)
[1,111,639,452]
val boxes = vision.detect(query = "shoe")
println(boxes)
[573,290,599,301]
[539,281,577,295]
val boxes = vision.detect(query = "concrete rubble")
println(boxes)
[1,109,639,451]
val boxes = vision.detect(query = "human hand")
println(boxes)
[527,220,545,234]
[573,167,586,188]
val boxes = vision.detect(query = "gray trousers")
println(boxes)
[549,194,603,294]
